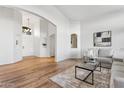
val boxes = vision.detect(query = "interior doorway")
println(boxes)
[49,34,55,57]
[20,10,57,61]
[22,34,34,57]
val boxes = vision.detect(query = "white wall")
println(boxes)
[13,5,70,62]
[34,19,41,57]
[69,22,81,58]
[0,7,22,65]
[48,23,56,36]
[14,10,22,62]
[81,11,124,56]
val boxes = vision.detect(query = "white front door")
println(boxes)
[22,35,34,57]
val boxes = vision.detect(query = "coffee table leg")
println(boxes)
[97,62,101,72]
[75,66,94,85]
[75,66,77,79]
[92,71,94,85]
[100,62,101,72]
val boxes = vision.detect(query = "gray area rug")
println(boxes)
[50,65,111,88]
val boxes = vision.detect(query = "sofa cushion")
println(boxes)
[113,58,123,62]
[112,71,124,78]
[111,71,124,88]
[113,48,124,60]
[113,61,124,66]
[111,65,124,72]
[114,77,124,88]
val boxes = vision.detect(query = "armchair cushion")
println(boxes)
[96,57,112,64]
[98,48,113,58]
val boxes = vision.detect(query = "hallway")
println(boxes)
[0,57,77,88]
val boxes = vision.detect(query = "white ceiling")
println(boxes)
[21,11,44,27]
[55,5,124,22]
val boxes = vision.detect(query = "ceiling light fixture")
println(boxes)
[22,18,31,33]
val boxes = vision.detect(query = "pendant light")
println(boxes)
[22,18,31,33]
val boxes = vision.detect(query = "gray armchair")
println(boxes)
[97,48,113,68]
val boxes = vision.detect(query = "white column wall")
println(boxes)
[0,7,22,65]
[33,19,41,57]
[14,10,23,62]
[40,20,50,57]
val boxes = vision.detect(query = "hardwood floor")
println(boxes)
[0,57,78,88]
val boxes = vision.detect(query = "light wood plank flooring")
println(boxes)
[0,57,77,88]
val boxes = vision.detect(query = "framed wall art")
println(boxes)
[93,31,112,47]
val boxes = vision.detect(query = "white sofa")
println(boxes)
[110,60,124,88]
[110,49,124,88]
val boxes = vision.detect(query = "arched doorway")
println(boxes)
[6,6,57,62]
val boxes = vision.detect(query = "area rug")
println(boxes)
[50,64,111,88]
